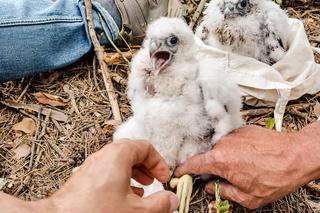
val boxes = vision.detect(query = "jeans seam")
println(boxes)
[0,17,83,27]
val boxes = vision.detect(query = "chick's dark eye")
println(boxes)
[167,35,178,46]
[239,0,247,8]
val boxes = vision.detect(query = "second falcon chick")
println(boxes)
[197,0,290,65]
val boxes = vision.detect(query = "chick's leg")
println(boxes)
[170,174,193,213]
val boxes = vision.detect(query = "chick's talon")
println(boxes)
[170,174,193,213]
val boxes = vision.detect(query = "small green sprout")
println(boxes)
[215,181,231,213]
[266,117,276,129]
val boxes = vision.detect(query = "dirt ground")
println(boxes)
[0,1,319,212]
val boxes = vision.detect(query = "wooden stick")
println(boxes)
[92,56,109,101]
[83,0,122,122]
[0,101,68,122]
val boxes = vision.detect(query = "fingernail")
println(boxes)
[169,193,179,212]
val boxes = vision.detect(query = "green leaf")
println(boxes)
[266,117,275,129]
[219,201,231,213]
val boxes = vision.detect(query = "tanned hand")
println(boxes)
[175,123,320,209]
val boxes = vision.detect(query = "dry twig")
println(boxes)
[0,101,68,122]
[83,0,122,122]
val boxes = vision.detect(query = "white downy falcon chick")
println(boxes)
[196,0,289,65]
[114,17,242,195]
[115,17,213,168]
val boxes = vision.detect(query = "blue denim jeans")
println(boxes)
[0,0,119,82]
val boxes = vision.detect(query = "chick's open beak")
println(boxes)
[149,40,173,74]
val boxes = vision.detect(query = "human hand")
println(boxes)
[175,124,320,209]
[42,140,179,213]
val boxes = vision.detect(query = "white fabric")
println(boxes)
[195,18,320,131]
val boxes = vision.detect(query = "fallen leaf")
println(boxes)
[33,92,67,107]
[104,51,134,64]
[314,102,320,117]
[12,118,36,134]
[104,53,124,64]
[14,143,31,159]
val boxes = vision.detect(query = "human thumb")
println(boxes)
[142,191,179,213]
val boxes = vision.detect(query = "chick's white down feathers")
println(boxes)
[114,17,242,173]
[197,0,290,65]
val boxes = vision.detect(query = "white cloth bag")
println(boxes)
[195,18,320,131]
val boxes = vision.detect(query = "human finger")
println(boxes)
[132,166,154,185]
[175,152,222,178]
[114,140,170,183]
[140,191,179,213]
